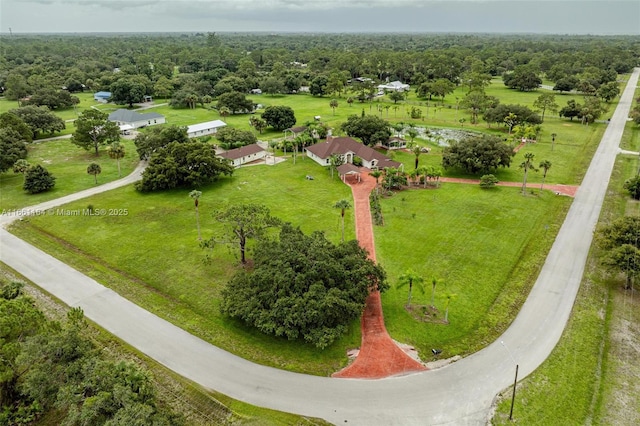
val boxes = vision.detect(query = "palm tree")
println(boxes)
[87,162,101,184]
[444,292,457,323]
[219,106,231,119]
[334,199,351,242]
[430,277,440,307]
[407,127,419,146]
[397,269,425,307]
[330,98,338,115]
[520,152,537,195]
[106,141,125,177]
[539,160,552,190]
[551,132,557,151]
[189,190,203,241]
[412,145,422,170]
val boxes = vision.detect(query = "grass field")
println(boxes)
[10,159,360,376]
[0,137,139,211]
[10,154,573,374]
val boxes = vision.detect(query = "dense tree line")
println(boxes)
[1,34,636,115]
[0,280,183,425]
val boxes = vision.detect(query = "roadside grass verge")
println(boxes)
[0,137,139,211]
[492,154,640,424]
[375,184,572,358]
[0,263,330,426]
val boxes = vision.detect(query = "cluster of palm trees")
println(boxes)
[409,166,442,188]
[397,271,456,323]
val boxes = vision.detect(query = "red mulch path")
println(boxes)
[440,177,579,197]
[331,170,578,380]
[332,170,428,379]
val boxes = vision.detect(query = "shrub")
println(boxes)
[23,165,56,194]
[479,174,499,188]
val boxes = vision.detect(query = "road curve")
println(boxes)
[1,69,638,425]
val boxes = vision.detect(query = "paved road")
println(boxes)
[1,69,638,425]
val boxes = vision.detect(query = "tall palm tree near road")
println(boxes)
[87,162,101,184]
[106,141,126,177]
[333,199,351,243]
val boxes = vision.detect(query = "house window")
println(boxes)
[326,159,329,164]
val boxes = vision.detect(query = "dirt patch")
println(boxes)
[405,304,449,324]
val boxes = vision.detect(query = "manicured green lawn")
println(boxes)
[375,184,571,357]
[0,137,139,211]
[10,156,571,374]
[10,159,358,376]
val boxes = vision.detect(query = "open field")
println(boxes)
[0,137,139,211]
[10,155,572,374]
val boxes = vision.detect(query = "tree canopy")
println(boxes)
[0,279,183,425]
[340,114,391,146]
[134,124,189,159]
[221,223,387,348]
[136,141,234,192]
[0,128,28,173]
[216,91,254,114]
[442,134,514,174]
[10,106,65,139]
[261,105,296,131]
[71,109,120,155]
[598,216,640,289]
[23,164,56,194]
[110,78,147,107]
[215,127,257,150]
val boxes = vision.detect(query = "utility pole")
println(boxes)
[500,340,519,421]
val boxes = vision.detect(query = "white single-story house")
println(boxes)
[306,137,402,170]
[187,120,227,138]
[382,136,407,150]
[377,81,410,92]
[94,91,111,103]
[108,109,165,129]
[218,143,267,167]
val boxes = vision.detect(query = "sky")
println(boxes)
[1,0,639,35]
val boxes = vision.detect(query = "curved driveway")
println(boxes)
[1,69,638,425]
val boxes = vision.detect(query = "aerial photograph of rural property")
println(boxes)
[1,0,639,424]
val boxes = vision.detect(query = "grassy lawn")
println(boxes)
[375,184,571,357]
[10,154,572,374]
[9,159,359,376]
[492,142,640,424]
[0,137,140,211]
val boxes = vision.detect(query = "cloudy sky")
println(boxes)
[1,0,638,34]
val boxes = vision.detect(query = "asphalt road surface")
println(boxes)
[1,68,638,425]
